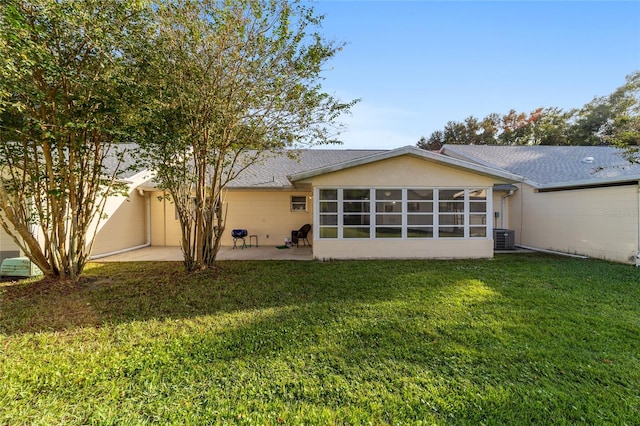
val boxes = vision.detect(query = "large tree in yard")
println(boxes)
[0,0,148,280]
[138,0,356,271]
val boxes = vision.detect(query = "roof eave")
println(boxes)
[535,175,640,190]
[226,185,296,190]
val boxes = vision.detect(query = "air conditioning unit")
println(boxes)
[0,257,43,278]
[493,229,515,250]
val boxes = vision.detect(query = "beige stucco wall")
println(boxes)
[1,181,149,260]
[223,190,313,246]
[303,155,509,260]
[91,171,152,256]
[313,239,494,260]
[149,191,183,247]
[0,217,22,262]
[509,183,639,264]
[149,189,313,247]
[92,190,148,256]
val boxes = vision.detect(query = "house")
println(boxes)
[441,144,640,265]
[2,145,639,265]
[0,145,151,264]
[139,146,523,260]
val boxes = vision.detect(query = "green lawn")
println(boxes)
[1,254,638,424]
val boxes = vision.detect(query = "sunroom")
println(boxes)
[288,146,523,260]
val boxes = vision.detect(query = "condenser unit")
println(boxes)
[493,229,515,250]
[0,257,42,278]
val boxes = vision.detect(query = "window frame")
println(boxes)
[290,195,308,212]
[314,187,491,240]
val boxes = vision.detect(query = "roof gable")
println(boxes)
[287,146,523,184]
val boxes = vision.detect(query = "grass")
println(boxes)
[1,254,638,425]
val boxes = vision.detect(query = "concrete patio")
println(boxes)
[93,245,313,262]
[91,244,533,263]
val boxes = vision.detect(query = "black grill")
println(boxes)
[231,229,248,238]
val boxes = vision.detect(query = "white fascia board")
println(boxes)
[126,170,158,191]
[109,169,155,185]
[288,145,524,183]
[535,175,640,190]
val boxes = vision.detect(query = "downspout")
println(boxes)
[140,188,151,248]
[500,189,515,229]
[163,192,167,246]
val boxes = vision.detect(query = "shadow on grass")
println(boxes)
[1,254,639,423]
[0,259,455,335]
[1,254,638,338]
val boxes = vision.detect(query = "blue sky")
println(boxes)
[309,1,640,149]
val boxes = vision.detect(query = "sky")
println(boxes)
[307,0,640,150]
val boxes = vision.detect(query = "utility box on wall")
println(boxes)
[0,257,43,278]
[493,229,516,250]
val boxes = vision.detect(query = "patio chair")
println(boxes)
[291,223,311,247]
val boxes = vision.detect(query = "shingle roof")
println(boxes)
[441,145,640,187]
[103,143,144,178]
[287,146,524,183]
[227,149,386,188]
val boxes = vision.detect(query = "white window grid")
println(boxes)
[316,187,491,240]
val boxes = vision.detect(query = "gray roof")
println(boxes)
[134,144,640,191]
[227,149,385,188]
[103,143,144,178]
[287,146,524,183]
[441,145,640,188]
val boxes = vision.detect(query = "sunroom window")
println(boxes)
[318,189,338,238]
[343,189,371,238]
[438,189,465,238]
[468,189,487,237]
[407,189,433,238]
[375,189,402,238]
[315,187,490,240]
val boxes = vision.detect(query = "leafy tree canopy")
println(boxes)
[0,0,150,280]
[135,0,357,271]
[418,71,640,162]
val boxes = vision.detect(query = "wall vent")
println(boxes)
[493,229,515,250]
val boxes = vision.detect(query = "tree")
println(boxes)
[416,71,638,155]
[138,0,356,271]
[567,98,612,146]
[598,71,640,159]
[442,120,468,144]
[479,113,500,144]
[417,133,442,151]
[0,0,148,280]
[566,71,640,148]
[498,109,527,145]
[532,107,571,146]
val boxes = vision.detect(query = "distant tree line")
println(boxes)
[417,71,640,151]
